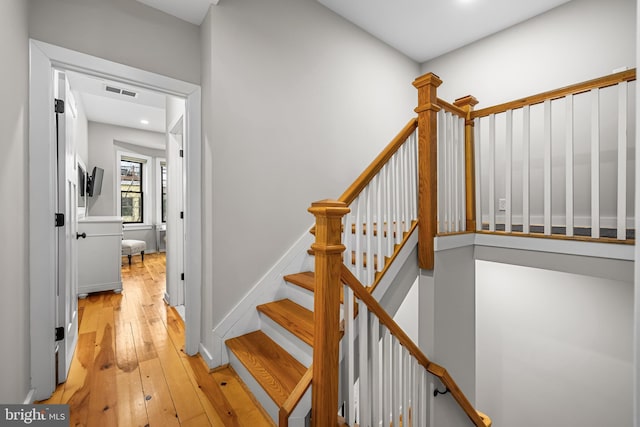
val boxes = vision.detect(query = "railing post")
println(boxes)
[413,73,442,270]
[454,95,479,231]
[308,199,350,427]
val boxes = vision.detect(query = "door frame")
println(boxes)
[29,39,202,400]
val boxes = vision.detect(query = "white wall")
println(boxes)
[0,0,30,403]
[87,122,165,251]
[422,0,636,107]
[28,0,201,84]
[476,260,633,427]
[422,0,637,230]
[200,0,420,349]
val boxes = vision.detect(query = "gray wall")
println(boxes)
[0,0,30,403]
[87,121,165,216]
[421,0,637,227]
[476,259,633,427]
[28,0,201,84]
[200,0,420,343]
[421,0,636,107]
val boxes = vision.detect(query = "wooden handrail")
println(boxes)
[340,265,488,427]
[437,97,467,118]
[279,366,313,427]
[339,118,418,205]
[472,68,636,119]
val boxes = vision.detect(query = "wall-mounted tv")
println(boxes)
[87,166,104,197]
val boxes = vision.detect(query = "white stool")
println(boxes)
[121,239,146,265]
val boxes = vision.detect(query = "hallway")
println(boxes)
[42,253,273,426]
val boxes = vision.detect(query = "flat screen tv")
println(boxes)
[87,166,104,197]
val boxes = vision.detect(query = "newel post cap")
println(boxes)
[308,199,350,217]
[412,72,443,89]
[453,95,479,109]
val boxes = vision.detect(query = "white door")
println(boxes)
[166,117,185,307]
[54,71,79,383]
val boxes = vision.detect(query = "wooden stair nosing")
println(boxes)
[256,299,314,347]
[283,271,346,303]
[225,330,306,408]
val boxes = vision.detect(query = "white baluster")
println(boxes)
[459,117,467,232]
[523,106,531,234]
[437,110,446,233]
[376,173,384,272]
[617,81,628,240]
[544,99,552,235]
[489,114,496,232]
[453,113,460,232]
[591,88,600,238]
[358,302,370,426]
[344,284,355,424]
[366,185,374,285]
[448,112,452,232]
[371,316,381,426]
[383,329,391,427]
[475,118,482,231]
[505,109,513,233]
[385,163,393,257]
[354,196,362,282]
[392,337,400,427]
[566,95,574,237]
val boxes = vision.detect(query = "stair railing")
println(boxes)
[472,69,636,241]
[339,265,490,426]
[339,118,419,289]
[306,73,485,426]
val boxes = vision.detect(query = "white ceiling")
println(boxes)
[66,71,167,135]
[136,0,571,62]
[78,0,572,137]
[317,0,572,62]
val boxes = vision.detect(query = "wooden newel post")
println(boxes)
[413,73,442,270]
[308,199,350,427]
[454,95,479,232]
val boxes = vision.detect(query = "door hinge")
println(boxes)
[55,327,64,341]
[180,211,184,219]
[54,99,65,114]
[55,213,65,227]
[180,273,185,281]
[179,149,184,158]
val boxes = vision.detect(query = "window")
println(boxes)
[160,161,167,223]
[120,158,144,223]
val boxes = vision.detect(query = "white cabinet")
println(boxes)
[77,216,123,297]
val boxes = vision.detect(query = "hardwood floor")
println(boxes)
[41,252,274,427]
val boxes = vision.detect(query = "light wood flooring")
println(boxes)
[41,252,274,427]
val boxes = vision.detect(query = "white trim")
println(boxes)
[208,228,315,368]
[29,40,203,395]
[117,150,152,226]
[23,389,36,405]
[29,40,57,401]
[474,233,633,261]
[434,233,475,252]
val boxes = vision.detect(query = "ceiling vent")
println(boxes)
[104,85,138,98]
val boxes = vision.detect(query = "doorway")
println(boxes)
[29,39,202,401]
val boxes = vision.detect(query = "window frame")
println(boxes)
[116,151,152,229]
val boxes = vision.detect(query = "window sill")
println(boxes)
[123,223,153,231]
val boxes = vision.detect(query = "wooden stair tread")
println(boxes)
[226,330,307,408]
[283,271,316,292]
[284,271,345,303]
[257,299,314,347]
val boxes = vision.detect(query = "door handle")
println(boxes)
[76,232,87,239]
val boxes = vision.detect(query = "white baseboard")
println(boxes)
[486,214,634,229]
[206,227,315,369]
[23,389,35,404]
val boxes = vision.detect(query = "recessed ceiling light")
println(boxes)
[140,119,149,125]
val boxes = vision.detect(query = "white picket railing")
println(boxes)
[437,109,467,234]
[473,70,636,240]
[342,128,418,287]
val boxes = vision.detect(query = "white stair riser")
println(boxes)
[227,349,279,422]
[258,313,312,366]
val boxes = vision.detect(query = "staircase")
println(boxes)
[224,270,317,424]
